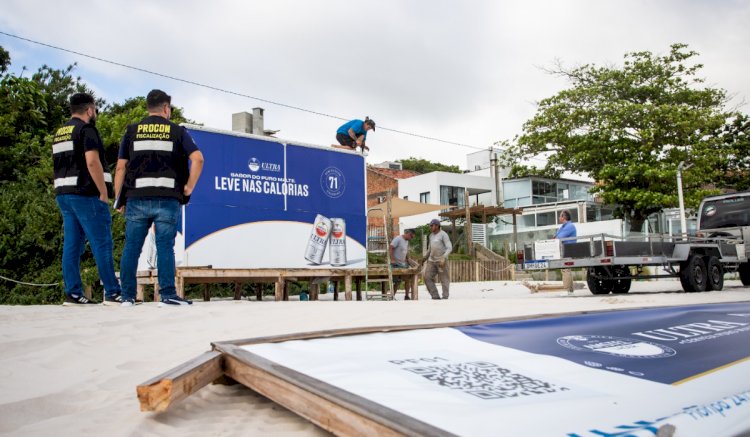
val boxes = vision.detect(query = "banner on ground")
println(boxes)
[241,303,750,436]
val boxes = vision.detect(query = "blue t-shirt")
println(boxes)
[555,221,577,244]
[336,119,367,139]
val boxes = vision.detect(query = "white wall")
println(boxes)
[398,171,495,230]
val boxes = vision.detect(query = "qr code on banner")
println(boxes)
[404,361,569,400]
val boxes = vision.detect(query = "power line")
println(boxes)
[0,30,494,152]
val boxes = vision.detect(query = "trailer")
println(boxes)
[519,191,750,294]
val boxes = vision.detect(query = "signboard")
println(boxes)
[534,239,561,260]
[137,126,366,269]
[240,302,750,436]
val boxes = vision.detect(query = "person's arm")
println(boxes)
[84,150,108,202]
[184,150,204,196]
[113,158,128,212]
[441,232,453,260]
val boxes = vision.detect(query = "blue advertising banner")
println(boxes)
[457,302,750,384]
[242,302,750,436]
[181,126,366,268]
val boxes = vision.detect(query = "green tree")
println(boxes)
[715,113,750,191]
[398,157,460,174]
[504,44,730,232]
[0,46,196,303]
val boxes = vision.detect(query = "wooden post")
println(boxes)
[203,284,210,301]
[464,189,473,256]
[345,275,353,301]
[333,281,339,301]
[355,279,362,301]
[234,282,242,300]
[154,281,161,302]
[274,277,284,301]
[411,274,419,300]
[173,270,185,302]
[310,282,320,301]
[255,283,263,301]
[475,261,480,282]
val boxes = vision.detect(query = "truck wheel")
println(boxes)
[704,256,723,291]
[740,262,750,286]
[587,267,614,295]
[680,255,707,293]
[610,265,632,294]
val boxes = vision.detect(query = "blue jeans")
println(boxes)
[120,197,180,300]
[56,194,121,297]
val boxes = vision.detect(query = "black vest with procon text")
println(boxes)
[52,117,113,197]
[122,115,189,201]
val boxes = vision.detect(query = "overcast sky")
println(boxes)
[2,0,749,169]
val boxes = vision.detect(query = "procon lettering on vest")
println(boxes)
[137,124,172,134]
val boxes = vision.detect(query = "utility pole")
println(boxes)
[494,152,503,207]
[677,161,692,238]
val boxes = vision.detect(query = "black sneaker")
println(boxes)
[63,294,99,306]
[103,292,123,306]
[159,296,193,307]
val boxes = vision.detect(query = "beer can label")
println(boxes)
[304,214,331,265]
[329,218,347,266]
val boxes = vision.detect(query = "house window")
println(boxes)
[419,192,430,203]
[532,180,557,204]
[440,186,465,207]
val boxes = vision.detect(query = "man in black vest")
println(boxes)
[114,89,204,306]
[53,93,122,305]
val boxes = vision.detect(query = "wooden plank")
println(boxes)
[218,344,453,437]
[136,351,223,412]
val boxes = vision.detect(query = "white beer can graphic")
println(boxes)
[329,218,347,266]
[304,214,331,265]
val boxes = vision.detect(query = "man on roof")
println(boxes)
[334,117,375,153]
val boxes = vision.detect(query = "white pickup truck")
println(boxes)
[519,191,750,294]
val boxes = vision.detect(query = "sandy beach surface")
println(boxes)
[1,279,749,436]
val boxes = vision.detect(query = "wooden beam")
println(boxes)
[218,344,448,437]
[136,351,223,412]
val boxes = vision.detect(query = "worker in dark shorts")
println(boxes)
[334,117,375,153]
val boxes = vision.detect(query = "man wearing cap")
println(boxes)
[390,228,416,299]
[53,92,122,305]
[424,219,452,300]
[334,117,375,153]
[114,89,204,307]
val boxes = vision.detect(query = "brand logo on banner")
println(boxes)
[248,157,260,172]
[321,166,346,198]
[557,335,677,359]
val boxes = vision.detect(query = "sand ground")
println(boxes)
[1,279,748,436]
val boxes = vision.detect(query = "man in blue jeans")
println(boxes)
[114,90,204,306]
[52,93,122,305]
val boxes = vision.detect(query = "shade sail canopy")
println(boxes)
[368,197,452,218]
